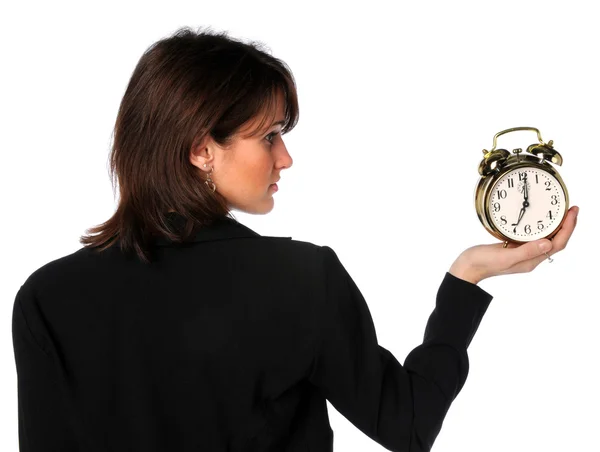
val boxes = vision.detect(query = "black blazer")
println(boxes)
[12,213,493,452]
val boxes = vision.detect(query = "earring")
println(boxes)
[204,163,216,192]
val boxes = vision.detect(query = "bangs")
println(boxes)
[238,88,283,139]
[231,72,298,140]
[208,49,299,145]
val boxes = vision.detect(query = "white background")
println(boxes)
[1,1,598,451]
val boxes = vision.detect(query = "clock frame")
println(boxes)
[474,127,570,246]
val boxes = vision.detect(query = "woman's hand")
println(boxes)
[449,205,579,285]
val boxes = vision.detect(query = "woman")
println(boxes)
[12,26,578,452]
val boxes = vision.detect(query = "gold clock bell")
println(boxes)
[474,127,570,248]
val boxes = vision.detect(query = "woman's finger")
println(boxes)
[502,250,553,275]
[502,238,553,268]
[547,206,579,254]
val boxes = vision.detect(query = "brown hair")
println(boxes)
[79,26,299,264]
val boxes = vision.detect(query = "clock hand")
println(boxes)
[512,174,530,232]
[511,207,526,234]
[512,207,526,227]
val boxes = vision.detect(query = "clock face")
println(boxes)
[488,167,566,241]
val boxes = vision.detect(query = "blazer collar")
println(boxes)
[153,213,262,246]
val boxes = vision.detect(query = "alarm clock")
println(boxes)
[474,127,569,248]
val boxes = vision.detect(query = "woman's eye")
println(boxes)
[265,131,279,144]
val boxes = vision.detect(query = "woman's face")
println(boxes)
[190,93,293,214]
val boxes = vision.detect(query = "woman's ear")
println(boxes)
[189,134,214,170]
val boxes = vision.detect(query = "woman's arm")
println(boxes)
[308,246,492,452]
[12,288,77,452]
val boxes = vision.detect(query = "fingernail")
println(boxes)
[539,241,552,252]
[574,206,579,217]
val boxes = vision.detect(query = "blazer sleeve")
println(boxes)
[308,245,493,452]
[12,286,77,452]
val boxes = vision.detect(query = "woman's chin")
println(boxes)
[230,197,275,215]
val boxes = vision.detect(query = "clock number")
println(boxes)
[551,195,558,205]
[537,221,544,230]
[524,224,531,234]
[500,215,507,226]
[493,202,501,212]
[546,210,553,220]
[508,178,515,188]
[535,174,539,184]
[545,181,551,191]
[497,189,507,199]
[518,172,526,181]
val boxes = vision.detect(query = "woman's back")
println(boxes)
[14,215,329,450]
